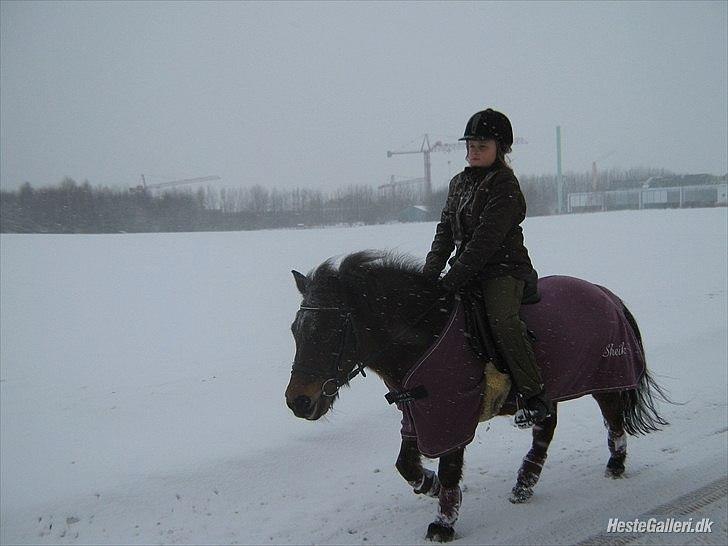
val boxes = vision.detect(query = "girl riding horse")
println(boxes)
[423,108,550,427]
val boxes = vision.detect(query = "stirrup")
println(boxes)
[514,395,551,429]
[514,408,539,429]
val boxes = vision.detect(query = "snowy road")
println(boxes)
[2,208,726,545]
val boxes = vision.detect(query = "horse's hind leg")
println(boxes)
[510,404,558,503]
[396,439,440,497]
[593,392,627,478]
[424,447,464,542]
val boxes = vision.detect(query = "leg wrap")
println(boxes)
[518,448,546,485]
[409,468,441,497]
[608,430,627,456]
[606,430,627,477]
[510,449,546,503]
[436,485,462,527]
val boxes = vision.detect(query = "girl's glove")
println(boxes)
[439,262,474,292]
[422,264,442,281]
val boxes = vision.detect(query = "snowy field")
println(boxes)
[1,208,727,545]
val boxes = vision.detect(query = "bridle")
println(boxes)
[291,305,367,397]
[291,294,449,397]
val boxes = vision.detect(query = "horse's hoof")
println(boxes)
[605,457,625,478]
[605,466,625,479]
[509,484,533,503]
[426,522,455,542]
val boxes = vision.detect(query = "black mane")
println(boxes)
[307,250,439,303]
[303,250,448,350]
[340,250,427,282]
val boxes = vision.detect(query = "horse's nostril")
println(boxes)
[293,395,312,415]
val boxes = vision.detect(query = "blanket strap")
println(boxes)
[385,385,428,405]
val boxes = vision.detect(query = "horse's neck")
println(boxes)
[358,285,452,386]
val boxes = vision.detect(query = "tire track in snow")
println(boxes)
[576,476,727,545]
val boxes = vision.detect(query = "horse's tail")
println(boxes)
[620,303,671,435]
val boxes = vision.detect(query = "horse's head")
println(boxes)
[285,251,446,420]
[285,266,360,420]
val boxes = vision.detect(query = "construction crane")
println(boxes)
[129,174,221,193]
[387,134,528,201]
[378,175,426,191]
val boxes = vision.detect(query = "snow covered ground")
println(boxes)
[1,208,726,545]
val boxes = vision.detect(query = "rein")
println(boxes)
[291,295,449,397]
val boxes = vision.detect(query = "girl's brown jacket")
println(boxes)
[424,165,535,290]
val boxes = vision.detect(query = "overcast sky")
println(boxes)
[1,0,726,192]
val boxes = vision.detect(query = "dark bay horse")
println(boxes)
[285,251,668,542]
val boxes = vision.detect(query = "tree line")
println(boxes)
[1,167,722,233]
[0,177,433,233]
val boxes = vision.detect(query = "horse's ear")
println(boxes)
[292,270,308,294]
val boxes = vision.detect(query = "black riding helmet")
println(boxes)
[459,108,514,150]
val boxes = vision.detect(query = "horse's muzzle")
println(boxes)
[291,395,313,418]
[285,374,333,420]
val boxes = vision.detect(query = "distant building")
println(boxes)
[568,182,728,213]
[398,205,430,223]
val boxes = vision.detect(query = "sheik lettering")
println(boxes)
[602,342,629,358]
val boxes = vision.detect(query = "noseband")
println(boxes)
[291,305,367,397]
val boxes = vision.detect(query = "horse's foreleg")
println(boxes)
[396,439,440,497]
[510,404,558,503]
[425,448,464,543]
[593,392,627,478]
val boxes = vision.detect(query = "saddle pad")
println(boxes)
[388,275,646,458]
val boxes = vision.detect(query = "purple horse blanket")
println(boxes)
[388,275,646,457]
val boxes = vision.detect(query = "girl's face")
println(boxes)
[466,139,498,167]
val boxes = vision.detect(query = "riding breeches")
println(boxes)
[481,276,544,399]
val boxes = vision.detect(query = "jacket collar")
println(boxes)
[463,164,498,175]
[462,165,498,184]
